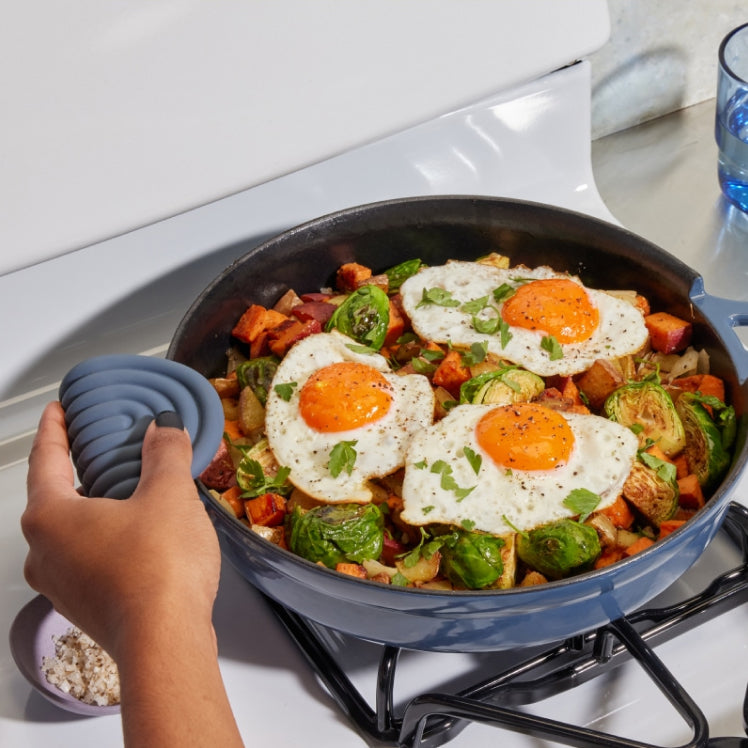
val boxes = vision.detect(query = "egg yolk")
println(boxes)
[475,402,575,471]
[299,361,393,433]
[501,278,599,344]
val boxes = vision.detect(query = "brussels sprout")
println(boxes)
[235,356,280,406]
[622,459,678,527]
[459,367,542,405]
[516,519,601,579]
[439,530,505,589]
[287,503,384,568]
[604,381,686,457]
[383,258,423,291]
[675,393,732,491]
[472,368,545,405]
[326,285,390,350]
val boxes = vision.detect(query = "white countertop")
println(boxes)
[592,97,748,306]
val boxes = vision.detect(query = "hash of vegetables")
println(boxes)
[200,254,736,590]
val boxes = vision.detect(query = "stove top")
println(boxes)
[267,503,748,747]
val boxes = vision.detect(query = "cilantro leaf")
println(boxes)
[499,318,513,348]
[563,488,601,523]
[541,335,564,360]
[417,287,460,308]
[329,440,358,478]
[638,450,677,484]
[460,341,488,367]
[460,296,489,315]
[273,381,297,401]
[236,457,292,498]
[430,460,475,502]
[463,445,482,474]
[492,283,516,303]
[472,309,501,335]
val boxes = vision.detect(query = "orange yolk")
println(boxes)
[501,278,599,344]
[475,402,575,471]
[299,361,393,433]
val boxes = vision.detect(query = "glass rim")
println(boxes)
[719,21,748,85]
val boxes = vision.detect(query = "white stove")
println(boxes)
[2,4,747,747]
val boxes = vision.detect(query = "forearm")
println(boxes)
[115,608,243,748]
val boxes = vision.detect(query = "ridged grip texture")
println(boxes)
[59,355,224,499]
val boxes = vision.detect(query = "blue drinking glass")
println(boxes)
[716,23,748,212]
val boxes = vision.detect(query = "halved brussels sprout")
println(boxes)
[459,367,543,405]
[604,381,686,457]
[675,392,732,491]
[325,284,390,350]
[235,356,280,406]
[516,519,601,579]
[622,460,678,527]
[439,529,505,589]
[286,503,384,568]
[472,368,545,405]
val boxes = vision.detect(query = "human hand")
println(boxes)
[21,401,222,662]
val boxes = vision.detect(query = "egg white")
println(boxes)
[265,331,434,503]
[399,262,649,377]
[400,403,639,535]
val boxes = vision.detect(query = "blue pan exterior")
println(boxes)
[168,196,748,652]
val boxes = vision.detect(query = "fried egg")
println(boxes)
[265,331,434,503]
[400,401,638,535]
[399,262,648,376]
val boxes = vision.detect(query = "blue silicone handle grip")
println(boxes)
[690,277,748,384]
[59,355,224,499]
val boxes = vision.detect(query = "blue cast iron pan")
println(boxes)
[168,195,748,653]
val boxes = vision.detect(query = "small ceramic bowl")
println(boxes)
[9,595,121,716]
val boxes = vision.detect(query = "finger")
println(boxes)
[26,401,76,508]
[134,411,197,503]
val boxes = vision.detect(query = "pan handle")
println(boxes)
[690,277,748,384]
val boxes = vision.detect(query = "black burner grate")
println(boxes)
[266,502,748,748]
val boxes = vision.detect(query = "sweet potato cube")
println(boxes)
[384,297,406,347]
[231,304,288,344]
[266,318,322,357]
[220,485,245,518]
[645,312,692,354]
[574,359,626,410]
[600,494,636,530]
[671,374,726,404]
[677,473,705,509]
[245,492,287,526]
[623,536,655,556]
[335,562,369,579]
[658,518,687,539]
[336,262,372,292]
[432,349,471,398]
[558,376,591,414]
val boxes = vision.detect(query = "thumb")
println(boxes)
[134,411,197,503]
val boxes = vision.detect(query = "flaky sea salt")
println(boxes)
[42,626,120,706]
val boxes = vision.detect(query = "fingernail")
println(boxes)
[155,410,184,430]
